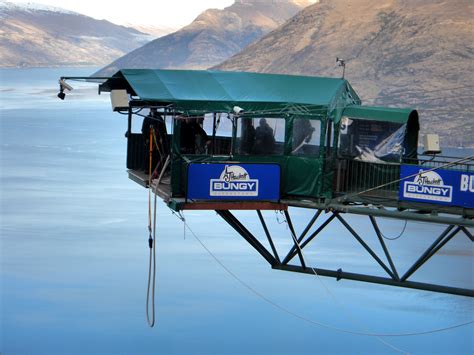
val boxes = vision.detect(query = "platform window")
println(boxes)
[236,117,285,155]
[202,112,233,137]
[292,119,321,155]
[338,117,406,162]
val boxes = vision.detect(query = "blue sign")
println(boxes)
[399,165,474,208]
[187,163,280,201]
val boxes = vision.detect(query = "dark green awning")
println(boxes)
[341,104,420,160]
[100,69,361,116]
[342,105,417,124]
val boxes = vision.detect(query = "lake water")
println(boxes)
[1,68,473,354]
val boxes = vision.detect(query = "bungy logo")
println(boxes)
[210,165,259,196]
[403,170,453,203]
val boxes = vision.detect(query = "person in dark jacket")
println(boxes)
[253,118,275,154]
[240,118,256,154]
[180,117,211,154]
[142,108,168,173]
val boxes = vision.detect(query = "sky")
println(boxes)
[7,0,235,29]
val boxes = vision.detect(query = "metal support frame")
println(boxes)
[369,216,400,280]
[462,226,474,242]
[282,211,338,264]
[284,210,306,268]
[400,225,460,282]
[336,214,397,279]
[216,210,277,266]
[256,210,281,263]
[215,208,473,297]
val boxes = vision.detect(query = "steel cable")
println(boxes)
[177,217,473,340]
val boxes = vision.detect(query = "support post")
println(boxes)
[257,210,281,264]
[127,105,132,137]
[369,216,400,281]
[212,113,217,155]
[284,210,306,269]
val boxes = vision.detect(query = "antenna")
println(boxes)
[336,57,346,79]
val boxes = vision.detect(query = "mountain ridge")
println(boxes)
[0,0,152,67]
[214,0,474,147]
[94,0,311,76]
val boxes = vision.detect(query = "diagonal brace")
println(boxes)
[257,210,281,264]
[462,226,473,242]
[282,211,338,264]
[216,210,277,266]
[336,214,396,279]
[369,216,400,281]
[401,225,460,282]
[284,210,306,268]
[281,210,322,264]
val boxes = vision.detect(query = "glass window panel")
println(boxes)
[236,117,285,155]
[338,117,405,162]
[292,119,321,155]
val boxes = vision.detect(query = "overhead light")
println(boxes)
[233,106,244,115]
[57,78,73,100]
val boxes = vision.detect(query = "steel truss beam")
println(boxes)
[215,208,473,297]
[273,264,473,297]
[216,210,277,266]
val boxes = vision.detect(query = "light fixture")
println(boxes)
[233,106,244,115]
[57,78,73,100]
[57,89,66,100]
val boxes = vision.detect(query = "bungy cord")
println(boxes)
[146,130,172,328]
[146,124,157,327]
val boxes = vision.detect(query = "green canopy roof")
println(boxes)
[342,105,417,124]
[100,69,361,115]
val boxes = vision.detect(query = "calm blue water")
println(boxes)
[1,68,473,355]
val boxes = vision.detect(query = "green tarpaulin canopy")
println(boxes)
[341,104,420,159]
[100,69,361,116]
[342,105,417,124]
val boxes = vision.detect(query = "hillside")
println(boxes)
[0,1,152,67]
[215,0,474,147]
[95,0,311,76]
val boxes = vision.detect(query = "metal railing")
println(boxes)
[405,154,474,172]
[334,154,474,201]
[334,159,400,199]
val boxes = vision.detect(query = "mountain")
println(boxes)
[215,0,474,148]
[123,23,178,39]
[0,1,152,67]
[95,0,312,76]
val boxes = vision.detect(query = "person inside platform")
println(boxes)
[239,118,256,154]
[253,118,275,154]
[142,108,168,173]
[292,118,315,154]
[180,117,211,154]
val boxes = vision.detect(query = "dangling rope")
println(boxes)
[145,125,172,327]
[146,124,157,327]
[380,220,408,241]
[275,210,287,225]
